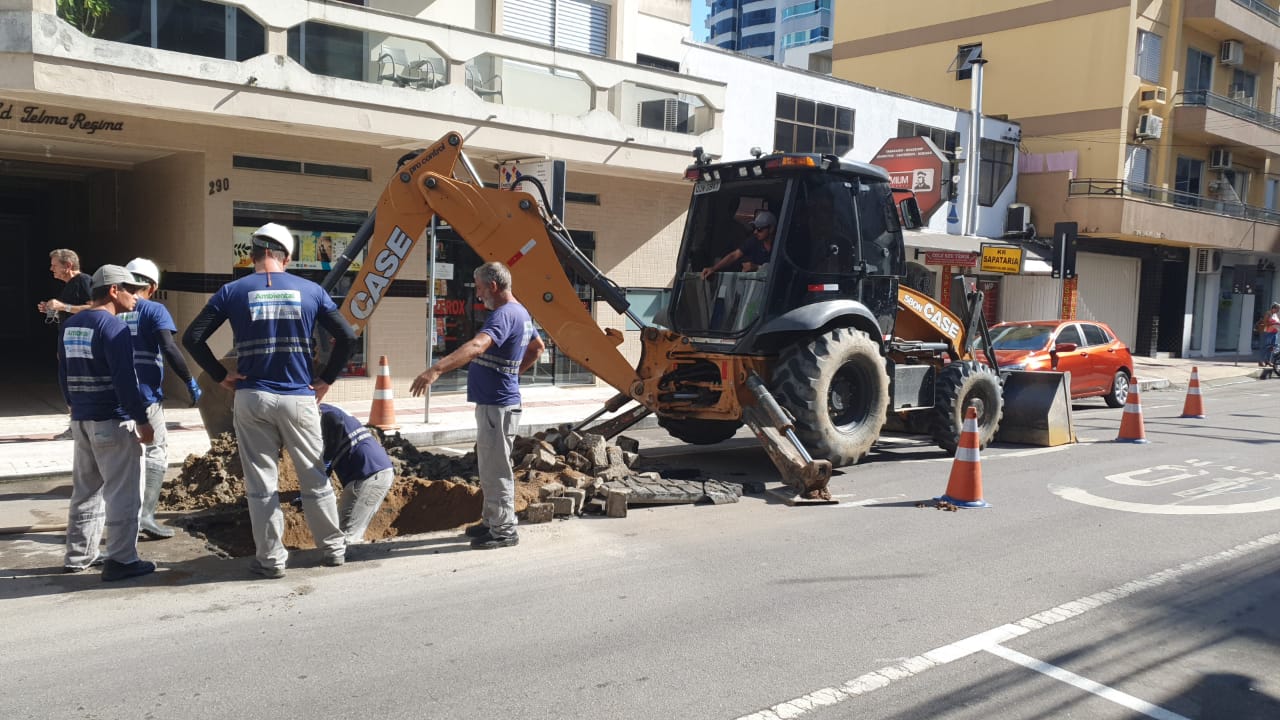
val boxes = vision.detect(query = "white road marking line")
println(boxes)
[985,644,1190,720]
[835,495,905,507]
[430,446,467,456]
[1050,485,1280,514]
[732,531,1280,720]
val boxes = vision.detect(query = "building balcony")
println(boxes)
[1019,174,1280,253]
[1184,0,1280,58]
[9,0,724,173]
[1173,90,1280,154]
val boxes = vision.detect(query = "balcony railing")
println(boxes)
[53,0,721,139]
[1232,0,1280,26]
[1068,178,1280,225]
[1177,90,1280,132]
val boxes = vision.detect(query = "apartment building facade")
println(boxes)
[831,0,1280,358]
[1,0,1016,407]
[705,0,832,71]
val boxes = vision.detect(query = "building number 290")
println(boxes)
[208,178,230,195]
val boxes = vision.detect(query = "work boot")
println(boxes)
[463,523,490,538]
[470,532,519,550]
[63,555,106,573]
[322,554,345,567]
[249,559,286,579]
[101,559,156,582]
[139,470,174,540]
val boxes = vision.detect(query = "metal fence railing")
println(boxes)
[1067,178,1280,225]
[1176,89,1280,132]
[1232,0,1280,26]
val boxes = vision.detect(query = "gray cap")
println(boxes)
[91,264,148,291]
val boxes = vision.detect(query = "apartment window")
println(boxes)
[1184,48,1213,93]
[71,0,266,61]
[783,1,833,20]
[897,120,959,155]
[1230,69,1257,105]
[710,18,737,36]
[774,94,854,155]
[1266,178,1279,211]
[741,9,778,28]
[978,139,1014,206]
[1125,145,1150,190]
[1135,30,1163,83]
[1174,157,1205,207]
[503,0,609,57]
[956,43,983,81]
[740,33,775,50]
[636,54,679,73]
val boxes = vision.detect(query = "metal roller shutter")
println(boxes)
[1076,253,1140,349]
[503,1,554,45]
[502,0,608,56]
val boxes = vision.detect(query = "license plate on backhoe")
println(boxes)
[693,179,721,195]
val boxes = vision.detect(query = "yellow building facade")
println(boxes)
[833,0,1280,358]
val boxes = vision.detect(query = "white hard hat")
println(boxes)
[251,222,295,259]
[125,257,161,286]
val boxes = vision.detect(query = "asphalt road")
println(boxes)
[3,379,1279,720]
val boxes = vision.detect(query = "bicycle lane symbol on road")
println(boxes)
[1050,459,1280,514]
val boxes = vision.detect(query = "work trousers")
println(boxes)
[474,403,520,538]
[65,419,143,568]
[233,390,344,569]
[142,402,168,489]
[339,467,395,543]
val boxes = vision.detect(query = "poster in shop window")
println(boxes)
[233,226,363,272]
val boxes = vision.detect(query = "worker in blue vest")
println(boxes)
[122,257,202,540]
[60,265,157,581]
[318,404,395,543]
[183,222,356,579]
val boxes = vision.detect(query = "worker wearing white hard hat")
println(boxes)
[120,258,201,540]
[182,222,357,578]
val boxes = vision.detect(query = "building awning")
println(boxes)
[904,231,1054,275]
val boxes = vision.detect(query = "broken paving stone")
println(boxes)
[565,451,591,473]
[538,482,565,500]
[594,465,630,483]
[614,435,640,454]
[621,451,639,468]
[605,488,630,518]
[530,445,560,471]
[610,474,743,506]
[563,487,586,514]
[549,495,575,516]
[605,445,625,469]
[580,434,609,469]
[565,430,583,451]
[557,468,592,489]
[524,502,554,524]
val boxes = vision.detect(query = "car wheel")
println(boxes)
[1104,369,1130,408]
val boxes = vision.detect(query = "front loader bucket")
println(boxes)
[995,370,1076,446]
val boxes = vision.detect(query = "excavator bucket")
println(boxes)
[995,370,1076,446]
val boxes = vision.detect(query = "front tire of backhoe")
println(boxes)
[930,361,1003,455]
[772,328,889,468]
[658,417,743,445]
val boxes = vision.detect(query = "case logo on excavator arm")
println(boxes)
[349,226,415,321]
[900,292,960,340]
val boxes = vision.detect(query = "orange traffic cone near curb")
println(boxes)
[368,355,399,431]
[1180,366,1206,419]
[1115,376,1149,443]
[936,405,990,508]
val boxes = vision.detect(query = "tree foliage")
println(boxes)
[56,0,111,37]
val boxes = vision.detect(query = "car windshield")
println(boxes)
[991,325,1053,351]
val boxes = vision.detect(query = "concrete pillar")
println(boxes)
[266,27,288,57]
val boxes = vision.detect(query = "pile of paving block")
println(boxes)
[513,426,743,523]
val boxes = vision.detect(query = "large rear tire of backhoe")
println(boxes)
[772,327,890,467]
[658,417,743,445]
[930,361,1003,455]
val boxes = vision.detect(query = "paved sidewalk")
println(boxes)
[0,354,1261,484]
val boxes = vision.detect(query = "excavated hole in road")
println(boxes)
[162,434,500,557]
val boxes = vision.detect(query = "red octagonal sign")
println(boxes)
[872,137,949,221]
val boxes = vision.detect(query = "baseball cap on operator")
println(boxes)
[251,222,295,259]
[91,264,149,291]
[749,211,776,230]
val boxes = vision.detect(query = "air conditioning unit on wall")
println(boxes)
[636,98,693,134]
[1196,248,1223,274]
[1138,84,1168,108]
[1135,112,1163,140]
[1209,147,1233,170]
[1220,39,1244,66]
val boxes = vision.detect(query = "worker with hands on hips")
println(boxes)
[120,258,201,540]
[59,265,157,581]
[183,222,357,578]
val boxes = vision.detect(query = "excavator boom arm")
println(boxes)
[341,133,642,397]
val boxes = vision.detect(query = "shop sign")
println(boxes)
[233,226,363,272]
[0,101,124,134]
[979,244,1024,274]
[924,251,976,267]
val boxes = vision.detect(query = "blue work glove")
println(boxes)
[186,378,203,407]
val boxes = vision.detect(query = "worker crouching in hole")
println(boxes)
[318,403,395,543]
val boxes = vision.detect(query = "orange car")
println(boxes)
[989,320,1135,407]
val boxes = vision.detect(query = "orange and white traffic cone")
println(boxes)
[936,405,990,508]
[368,355,399,431]
[1180,366,1205,419]
[1115,377,1149,443]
